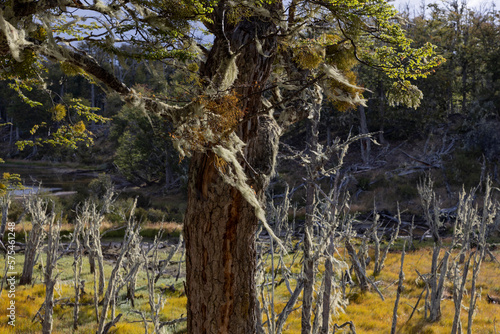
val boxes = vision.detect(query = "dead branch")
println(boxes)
[391,242,406,334]
[332,321,357,333]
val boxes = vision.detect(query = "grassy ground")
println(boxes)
[259,244,500,334]
[0,240,499,333]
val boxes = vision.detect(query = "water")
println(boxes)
[0,162,100,195]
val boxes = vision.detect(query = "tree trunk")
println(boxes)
[184,7,279,333]
[378,84,386,145]
[302,85,322,334]
[20,222,43,285]
[358,105,370,164]
[184,160,259,333]
[320,238,335,334]
[0,194,11,239]
[42,217,59,334]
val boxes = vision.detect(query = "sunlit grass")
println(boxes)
[258,243,500,333]
[0,243,498,333]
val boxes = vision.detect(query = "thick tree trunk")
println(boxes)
[184,6,279,333]
[184,156,259,333]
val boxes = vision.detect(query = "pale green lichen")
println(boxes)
[213,134,286,253]
[0,9,31,61]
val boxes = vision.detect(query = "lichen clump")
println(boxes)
[170,91,244,157]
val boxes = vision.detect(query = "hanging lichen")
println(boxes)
[170,91,244,158]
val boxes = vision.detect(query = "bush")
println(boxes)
[88,173,114,199]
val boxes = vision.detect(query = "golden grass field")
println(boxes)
[0,241,499,334]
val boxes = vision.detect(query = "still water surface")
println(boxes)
[0,162,99,196]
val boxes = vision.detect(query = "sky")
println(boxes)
[391,0,500,12]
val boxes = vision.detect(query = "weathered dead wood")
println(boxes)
[332,321,357,333]
[42,216,61,334]
[345,238,385,301]
[320,239,335,334]
[418,175,452,322]
[20,195,51,285]
[275,279,304,334]
[345,238,369,292]
[487,294,500,304]
[96,199,139,334]
[159,317,188,329]
[391,242,406,334]
[154,233,183,283]
[72,207,85,330]
[102,314,122,334]
[451,253,473,334]
[486,248,500,265]
[0,193,11,239]
[405,283,426,325]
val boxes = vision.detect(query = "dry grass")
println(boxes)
[259,244,500,333]
[0,245,499,333]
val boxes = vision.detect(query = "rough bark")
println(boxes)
[184,6,279,332]
[185,155,262,334]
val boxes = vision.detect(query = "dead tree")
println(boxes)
[258,186,306,334]
[113,209,143,311]
[19,194,52,285]
[450,185,479,334]
[97,198,140,334]
[81,188,115,298]
[466,177,497,334]
[42,215,61,334]
[301,83,323,334]
[390,242,406,334]
[72,208,86,330]
[281,106,375,333]
[345,237,369,292]
[133,232,169,334]
[417,175,452,322]
[451,255,472,334]
[0,192,11,239]
[372,205,402,277]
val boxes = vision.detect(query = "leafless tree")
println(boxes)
[0,192,11,239]
[72,205,86,330]
[466,177,497,334]
[80,187,115,308]
[390,242,406,334]
[372,205,402,277]
[417,175,453,322]
[42,215,61,334]
[20,194,52,285]
[279,95,375,333]
[97,198,140,334]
